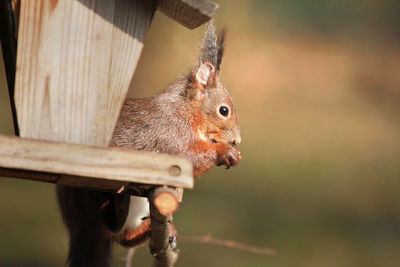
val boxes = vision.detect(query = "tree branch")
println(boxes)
[179,235,276,256]
[125,247,137,267]
[149,187,180,267]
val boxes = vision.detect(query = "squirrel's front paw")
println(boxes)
[216,145,241,169]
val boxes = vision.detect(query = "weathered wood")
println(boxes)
[0,167,59,183]
[0,167,130,192]
[0,0,19,135]
[149,189,179,267]
[14,0,155,146]
[158,0,218,29]
[0,134,193,189]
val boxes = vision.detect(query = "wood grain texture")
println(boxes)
[14,0,155,146]
[158,0,218,29]
[0,168,129,192]
[152,186,179,215]
[0,134,193,189]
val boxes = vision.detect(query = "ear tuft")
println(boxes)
[195,62,214,87]
[198,21,226,72]
[216,27,226,72]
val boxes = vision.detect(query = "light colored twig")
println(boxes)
[125,247,137,267]
[179,235,276,256]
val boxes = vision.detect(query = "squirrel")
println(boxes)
[56,22,241,267]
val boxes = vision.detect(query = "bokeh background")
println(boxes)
[1,0,400,266]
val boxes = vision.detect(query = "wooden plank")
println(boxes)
[158,0,218,29]
[0,134,193,189]
[0,168,129,192]
[14,0,155,146]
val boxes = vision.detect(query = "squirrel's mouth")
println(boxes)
[198,127,233,145]
[206,130,240,147]
[197,127,220,143]
[205,131,226,144]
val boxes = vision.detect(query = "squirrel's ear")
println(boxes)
[195,62,214,87]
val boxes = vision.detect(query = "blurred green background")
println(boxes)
[1,0,400,266]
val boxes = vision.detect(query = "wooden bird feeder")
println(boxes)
[0,0,218,265]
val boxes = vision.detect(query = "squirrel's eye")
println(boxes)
[219,106,229,117]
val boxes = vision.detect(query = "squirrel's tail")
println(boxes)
[67,227,112,267]
[56,186,114,267]
[198,21,226,71]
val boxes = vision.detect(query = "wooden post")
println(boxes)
[14,0,156,146]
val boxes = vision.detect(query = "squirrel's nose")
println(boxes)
[230,134,241,146]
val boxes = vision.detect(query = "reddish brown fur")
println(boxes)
[119,218,177,248]
[119,218,151,247]
[110,75,241,177]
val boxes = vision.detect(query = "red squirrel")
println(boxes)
[56,22,241,267]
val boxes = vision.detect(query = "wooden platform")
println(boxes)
[0,134,193,193]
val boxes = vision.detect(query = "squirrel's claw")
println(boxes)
[169,233,177,249]
[217,156,230,167]
[216,144,241,169]
[168,223,178,249]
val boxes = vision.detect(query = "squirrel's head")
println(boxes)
[186,22,241,146]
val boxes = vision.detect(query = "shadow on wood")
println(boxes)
[0,134,193,191]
